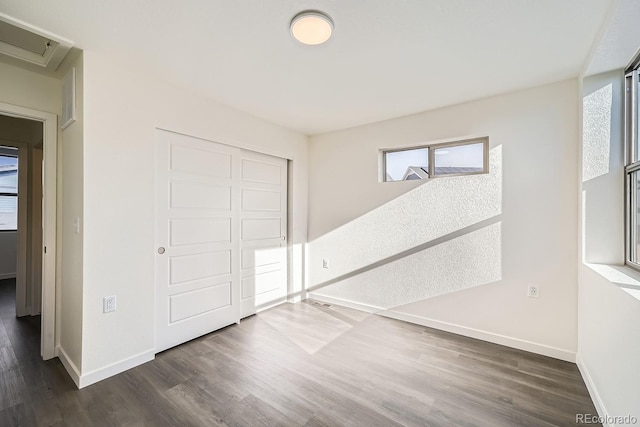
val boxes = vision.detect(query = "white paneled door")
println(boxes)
[155,130,288,352]
[240,151,288,318]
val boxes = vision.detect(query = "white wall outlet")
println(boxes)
[103,296,117,313]
[527,285,539,298]
[322,259,329,269]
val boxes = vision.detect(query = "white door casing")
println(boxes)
[155,130,288,352]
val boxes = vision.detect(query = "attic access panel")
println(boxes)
[0,20,52,55]
[0,13,72,70]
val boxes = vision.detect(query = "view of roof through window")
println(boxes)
[385,148,428,181]
[384,141,486,182]
[433,142,484,175]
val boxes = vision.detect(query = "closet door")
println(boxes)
[155,130,240,353]
[239,150,288,318]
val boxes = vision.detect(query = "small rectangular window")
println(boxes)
[0,151,18,231]
[382,137,488,182]
[384,147,429,182]
[433,141,485,176]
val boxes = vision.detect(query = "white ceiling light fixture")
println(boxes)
[290,10,334,45]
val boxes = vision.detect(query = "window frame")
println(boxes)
[626,66,640,269]
[381,137,489,182]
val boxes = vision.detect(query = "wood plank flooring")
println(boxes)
[0,278,599,426]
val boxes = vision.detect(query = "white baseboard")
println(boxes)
[307,293,576,363]
[307,293,384,313]
[576,353,609,426]
[381,310,576,362]
[57,346,81,388]
[77,349,155,389]
[0,272,16,280]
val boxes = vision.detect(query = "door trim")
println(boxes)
[0,102,57,360]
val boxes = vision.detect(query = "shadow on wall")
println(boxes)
[307,145,503,310]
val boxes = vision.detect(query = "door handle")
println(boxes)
[157,247,166,254]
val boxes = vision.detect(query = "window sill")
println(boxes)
[584,262,640,302]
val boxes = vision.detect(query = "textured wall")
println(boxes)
[309,147,502,308]
[308,79,579,356]
[583,82,613,182]
[581,70,625,265]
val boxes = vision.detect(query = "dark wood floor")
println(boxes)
[0,278,599,426]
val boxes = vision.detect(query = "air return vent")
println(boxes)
[0,13,72,70]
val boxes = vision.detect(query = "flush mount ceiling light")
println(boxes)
[290,10,334,45]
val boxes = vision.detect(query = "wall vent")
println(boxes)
[0,13,72,70]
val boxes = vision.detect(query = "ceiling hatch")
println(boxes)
[0,13,72,70]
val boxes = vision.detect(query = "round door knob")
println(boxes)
[281,235,286,240]
[157,247,166,254]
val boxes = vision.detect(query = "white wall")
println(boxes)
[79,51,308,382]
[0,62,61,114]
[0,59,86,371]
[581,70,625,264]
[308,79,579,360]
[578,70,640,422]
[57,51,84,374]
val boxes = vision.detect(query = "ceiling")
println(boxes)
[0,0,615,134]
[585,0,640,76]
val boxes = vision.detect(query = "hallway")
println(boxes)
[0,279,73,425]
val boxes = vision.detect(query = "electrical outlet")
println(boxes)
[322,259,329,269]
[527,285,539,298]
[103,296,117,313]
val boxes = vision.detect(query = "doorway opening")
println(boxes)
[0,103,57,360]
[0,116,44,363]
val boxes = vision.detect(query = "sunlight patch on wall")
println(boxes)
[310,221,501,309]
[308,145,502,288]
[583,83,612,182]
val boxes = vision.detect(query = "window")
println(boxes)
[626,64,640,267]
[382,137,488,182]
[0,149,18,231]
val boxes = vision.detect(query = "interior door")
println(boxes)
[155,130,240,353]
[239,150,288,318]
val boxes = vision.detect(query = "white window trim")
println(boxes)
[625,66,640,270]
[380,136,489,183]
